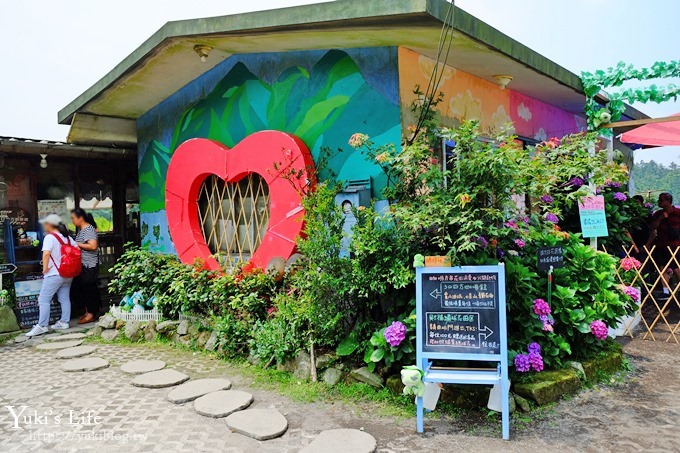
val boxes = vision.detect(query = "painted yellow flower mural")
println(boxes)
[448,89,482,122]
[418,55,455,89]
[490,105,515,134]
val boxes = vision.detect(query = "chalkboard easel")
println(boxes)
[415,264,510,440]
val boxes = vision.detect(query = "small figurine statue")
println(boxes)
[401,365,426,397]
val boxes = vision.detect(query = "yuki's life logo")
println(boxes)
[5,406,102,429]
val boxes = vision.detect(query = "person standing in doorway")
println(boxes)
[647,192,680,297]
[25,214,75,337]
[70,208,101,324]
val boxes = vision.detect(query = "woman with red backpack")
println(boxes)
[25,213,82,337]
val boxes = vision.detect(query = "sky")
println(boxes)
[0,0,678,165]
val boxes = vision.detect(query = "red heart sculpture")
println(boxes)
[165,131,315,271]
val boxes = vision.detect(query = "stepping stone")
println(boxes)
[56,345,97,359]
[36,340,83,350]
[167,378,232,403]
[225,409,288,441]
[45,333,87,342]
[44,333,64,340]
[61,357,109,372]
[194,390,253,418]
[14,335,29,343]
[121,360,166,374]
[300,429,377,453]
[132,369,190,388]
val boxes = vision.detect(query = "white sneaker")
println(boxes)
[51,321,69,330]
[26,325,49,337]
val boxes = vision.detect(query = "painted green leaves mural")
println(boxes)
[139,49,401,213]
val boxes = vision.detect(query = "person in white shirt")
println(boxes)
[25,214,75,337]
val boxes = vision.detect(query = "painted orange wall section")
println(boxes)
[398,47,586,140]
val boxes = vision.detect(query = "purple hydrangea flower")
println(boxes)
[514,353,531,372]
[568,177,585,188]
[606,181,622,188]
[384,321,407,347]
[590,320,608,340]
[528,342,541,354]
[624,286,640,303]
[497,248,505,258]
[545,213,559,224]
[533,299,551,316]
[528,351,544,372]
[539,314,555,332]
[540,194,554,204]
[514,239,526,248]
[477,236,488,248]
[539,314,554,325]
[613,192,627,202]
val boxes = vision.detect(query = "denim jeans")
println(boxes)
[38,275,73,327]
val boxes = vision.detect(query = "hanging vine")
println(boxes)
[581,60,680,130]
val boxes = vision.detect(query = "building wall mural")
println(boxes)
[137,47,402,253]
[398,47,586,140]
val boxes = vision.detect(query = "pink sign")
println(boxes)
[578,196,605,211]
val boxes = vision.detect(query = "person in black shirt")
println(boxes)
[70,208,102,324]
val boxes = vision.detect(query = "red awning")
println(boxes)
[620,113,680,146]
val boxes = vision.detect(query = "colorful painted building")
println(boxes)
[58,0,645,269]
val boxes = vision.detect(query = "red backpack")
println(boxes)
[50,233,82,278]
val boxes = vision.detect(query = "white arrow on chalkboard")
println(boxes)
[0,263,17,274]
[479,325,494,340]
[429,288,442,299]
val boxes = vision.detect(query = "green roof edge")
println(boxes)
[57,0,647,125]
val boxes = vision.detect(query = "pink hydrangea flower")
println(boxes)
[514,239,526,248]
[384,321,407,347]
[533,298,551,316]
[620,257,641,271]
[590,320,608,340]
[528,351,544,372]
[504,220,519,231]
[624,286,641,303]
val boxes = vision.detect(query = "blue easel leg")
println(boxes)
[416,396,424,433]
[501,379,510,440]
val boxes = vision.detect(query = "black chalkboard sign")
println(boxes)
[418,269,502,356]
[14,276,61,328]
[537,246,564,272]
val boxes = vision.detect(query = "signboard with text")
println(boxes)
[414,264,510,438]
[14,275,61,328]
[416,265,506,357]
[537,246,564,272]
[578,195,608,238]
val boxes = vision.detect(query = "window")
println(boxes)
[198,174,270,268]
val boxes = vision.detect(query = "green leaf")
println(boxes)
[577,322,591,334]
[370,348,385,362]
[336,334,359,356]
